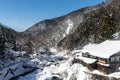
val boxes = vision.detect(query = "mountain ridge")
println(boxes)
[23,0,119,51]
[0,0,120,52]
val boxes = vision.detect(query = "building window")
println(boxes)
[82,52,89,58]
[98,59,106,64]
[114,58,117,62]
[116,57,119,62]
[107,59,110,63]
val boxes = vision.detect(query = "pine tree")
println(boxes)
[24,37,33,55]
[0,27,5,55]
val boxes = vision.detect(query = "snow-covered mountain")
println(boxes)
[1,0,120,80]
[23,0,120,50]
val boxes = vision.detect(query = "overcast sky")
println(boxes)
[0,0,105,32]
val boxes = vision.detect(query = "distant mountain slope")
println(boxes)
[23,2,105,50]
[23,0,120,50]
[0,24,18,54]
[58,0,120,50]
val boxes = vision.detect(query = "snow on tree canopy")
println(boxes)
[81,40,120,59]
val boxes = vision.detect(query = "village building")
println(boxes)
[80,40,120,74]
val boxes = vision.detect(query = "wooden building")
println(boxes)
[81,40,120,74]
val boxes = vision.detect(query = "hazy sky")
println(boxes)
[0,0,105,32]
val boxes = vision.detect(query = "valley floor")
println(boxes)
[1,48,120,80]
[15,49,120,80]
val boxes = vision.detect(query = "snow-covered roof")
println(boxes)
[76,56,97,64]
[97,62,110,67]
[82,40,120,59]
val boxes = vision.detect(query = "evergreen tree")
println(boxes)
[24,37,33,55]
[0,27,5,55]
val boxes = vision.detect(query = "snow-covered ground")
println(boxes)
[1,47,120,80]
[0,49,34,80]
[18,52,91,80]
[17,49,120,80]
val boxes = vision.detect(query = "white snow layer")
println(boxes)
[82,40,120,58]
[76,56,97,64]
[63,19,74,38]
[112,32,120,39]
[18,56,91,80]
[66,19,73,35]
[4,46,120,80]
[0,62,33,80]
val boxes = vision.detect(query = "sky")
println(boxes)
[0,0,106,32]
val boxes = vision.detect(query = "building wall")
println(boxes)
[82,52,97,59]
[110,52,120,62]
[82,52,120,74]
[110,56,120,62]
[98,64,110,74]
[110,62,120,72]
[110,53,120,73]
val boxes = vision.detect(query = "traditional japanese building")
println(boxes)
[81,40,120,74]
